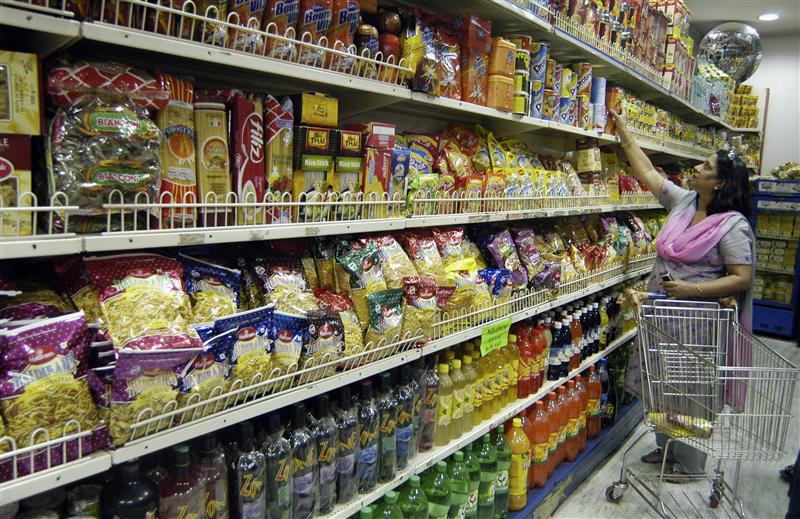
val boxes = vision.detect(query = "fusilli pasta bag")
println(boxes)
[180,253,241,324]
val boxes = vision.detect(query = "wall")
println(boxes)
[744,33,800,174]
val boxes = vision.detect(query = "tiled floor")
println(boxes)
[553,337,800,519]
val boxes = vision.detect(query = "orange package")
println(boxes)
[263,0,300,59]
[229,0,267,52]
[327,0,359,70]
[461,51,488,106]
[297,0,333,64]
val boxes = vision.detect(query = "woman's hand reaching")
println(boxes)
[609,109,628,136]
[663,280,697,299]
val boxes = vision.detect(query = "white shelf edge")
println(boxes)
[0,236,83,260]
[326,327,640,518]
[0,452,112,504]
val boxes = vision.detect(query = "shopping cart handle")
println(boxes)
[647,292,668,299]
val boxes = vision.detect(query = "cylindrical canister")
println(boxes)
[578,95,592,130]
[514,49,531,94]
[560,68,573,98]
[592,103,607,132]
[543,89,558,121]
[590,76,607,105]
[558,96,571,125]
[568,69,578,99]
[530,42,549,81]
[545,58,557,89]
[553,64,563,97]
[507,34,532,51]
[530,80,545,119]
[567,96,578,126]
[513,90,530,115]
[572,62,592,97]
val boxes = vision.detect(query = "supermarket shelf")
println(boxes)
[0,4,81,55]
[0,452,112,504]
[327,327,641,518]
[756,266,796,276]
[0,235,83,260]
[756,233,798,241]
[731,127,761,134]
[754,299,793,310]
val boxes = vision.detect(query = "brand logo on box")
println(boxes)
[0,157,13,179]
[244,113,264,163]
[307,129,329,149]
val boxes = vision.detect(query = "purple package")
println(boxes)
[510,226,545,282]
[486,229,528,288]
[534,261,561,291]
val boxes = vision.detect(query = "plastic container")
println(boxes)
[488,37,517,77]
[487,74,514,111]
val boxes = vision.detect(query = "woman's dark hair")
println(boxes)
[707,149,751,218]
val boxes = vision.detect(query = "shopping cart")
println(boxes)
[605,299,800,518]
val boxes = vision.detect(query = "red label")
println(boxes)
[237,327,257,341]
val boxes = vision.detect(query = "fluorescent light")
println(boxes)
[758,13,780,21]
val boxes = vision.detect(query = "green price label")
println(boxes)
[480,318,512,356]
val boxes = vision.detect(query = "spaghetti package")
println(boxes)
[214,305,274,386]
[53,256,103,324]
[271,310,307,375]
[180,254,241,323]
[264,0,300,58]
[314,289,363,358]
[398,231,447,286]
[302,309,344,376]
[327,0,360,70]
[84,253,200,350]
[0,313,96,448]
[229,0,266,52]
[399,276,437,341]
[364,288,403,350]
[177,330,232,419]
[252,257,319,314]
[371,234,417,290]
[314,238,336,290]
[0,285,73,321]
[231,94,266,225]
[155,72,197,225]
[264,95,294,223]
[297,0,333,64]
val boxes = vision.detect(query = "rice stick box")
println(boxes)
[0,134,33,236]
[230,93,266,225]
[292,125,334,221]
[264,95,293,223]
[0,51,42,136]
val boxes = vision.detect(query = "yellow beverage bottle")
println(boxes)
[450,359,466,440]
[445,350,456,369]
[506,335,520,405]
[473,351,487,422]
[478,351,496,419]
[494,350,509,413]
[462,355,478,432]
[507,418,531,511]
[599,297,609,350]
[435,363,453,446]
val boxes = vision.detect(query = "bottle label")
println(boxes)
[508,362,518,385]
[532,442,548,464]
[463,385,474,414]
[548,431,558,454]
[466,489,479,515]
[452,388,464,420]
[437,394,452,426]
[473,381,482,409]
[599,394,608,418]
[567,417,579,438]
[478,479,495,505]
[510,452,530,495]
[428,501,450,519]
[579,411,586,431]
[558,424,567,445]
[587,398,600,417]
[496,468,509,492]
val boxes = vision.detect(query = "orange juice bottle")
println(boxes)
[544,392,559,477]
[569,313,583,371]
[555,386,569,468]
[564,380,581,462]
[586,365,602,439]
[528,401,550,488]
[574,375,589,452]
[506,418,531,511]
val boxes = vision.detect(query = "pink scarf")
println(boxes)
[656,206,741,263]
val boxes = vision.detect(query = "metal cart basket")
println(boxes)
[605,300,800,518]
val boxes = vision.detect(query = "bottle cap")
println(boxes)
[385,491,398,504]
[513,418,522,427]
[534,400,544,409]
[360,507,373,519]
[446,350,455,360]
[452,359,461,369]
[483,434,491,443]
[464,355,473,365]
[400,364,411,385]
[409,475,421,487]
[575,374,583,382]
[172,444,191,467]
[294,403,306,429]
[438,363,449,374]
[361,379,373,399]
[379,372,392,393]
[199,434,218,455]
[339,386,352,407]
[497,424,504,433]
[557,386,566,394]
[436,460,448,472]
[567,380,575,388]
[508,334,517,342]
[454,451,464,461]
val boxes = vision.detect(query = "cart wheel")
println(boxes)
[709,490,721,509]
[606,484,624,503]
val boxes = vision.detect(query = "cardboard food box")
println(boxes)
[0,134,33,236]
[291,92,339,128]
[344,122,395,149]
[292,125,334,221]
[360,147,391,201]
[0,51,42,135]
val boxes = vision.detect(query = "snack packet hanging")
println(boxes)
[432,226,467,266]
[438,28,461,100]
[177,330,232,420]
[214,305,274,390]
[271,310,307,376]
[399,276,437,341]
[364,288,403,352]
[181,254,241,323]
[411,21,440,95]
[301,309,344,377]
[53,256,103,325]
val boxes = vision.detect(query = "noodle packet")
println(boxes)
[177,329,232,420]
[252,257,319,314]
[339,241,387,327]
[364,288,403,352]
[314,238,336,290]
[180,254,241,323]
[0,287,73,321]
[213,305,274,387]
[399,276,437,342]
[371,234,417,290]
[432,226,467,265]
[484,229,528,288]
[444,122,480,156]
[314,289,363,360]
[302,309,344,376]
[271,311,307,376]
[53,256,103,325]
[236,256,264,310]
[397,231,447,286]
[110,347,199,445]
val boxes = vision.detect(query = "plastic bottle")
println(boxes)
[462,355,478,432]
[356,380,379,494]
[334,388,357,504]
[475,351,491,421]
[497,348,512,407]
[160,445,205,519]
[419,357,440,451]
[198,435,229,519]
[409,360,425,456]
[515,330,530,399]
[462,443,481,519]
[586,366,602,439]
[288,406,317,519]
[527,401,550,488]
[564,380,581,462]
[448,451,471,518]
[598,358,615,428]
[398,475,428,519]
[377,372,398,483]
[532,325,546,392]
[493,425,511,519]
[360,507,373,519]
[506,335,520,405]
[507,418,531,511]
[396,365,416,471]
[544,392,559,477]
[559,320,571,378]
[423,461,452,519]
[311,395,338,513]
[477,435,497,519]
[574,375,589,451]
[450,359,466,440]
[445,350,456,369]
[569,314,582,370]
[598,298,609,351]
[100,460,159,519]
[264,414,293,519]
[555,387,569,468]
[435,363,454,446]
[373,491,404,519]
[547,322,563,381]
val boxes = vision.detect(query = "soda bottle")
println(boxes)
[477,435,497,519]
[496,348,511,407]
[398,475,428,519]
[493,426,511,519]
[462,355,478,431]
[373,491,403,519]
[506,336,520,405]
[435,363,454,446]
[445,350,456,369]
[396,365,416,470]
[476,351,491,421]
[100,460,159,519]
[528,401,550,488]
[574,375,589,451]
[507,418,531,511]
[377,372,398,483]
[311,395,337,514]
[450,359,466,440]
[198,435,229,519]
[598,298,609,351]
[558,320,571,378]
[544,392,559,476]
[419,357,440,451]
[448,451,470,518]
[547,322,562,381]
[264,414,293,519]
[356,380,379,494]
[423,461,452,519]
[333,388,357,503]
[462,443,481,519]
[569,314,582,370]
[586,365,602,439]
[360,507,373,519]
[598,359,616,428]
[288,406,317,519]
[160,444,205,519]
[409,361,425,456]
[564,380,581,462]
[532,325,546,392]
[555,386,569,468]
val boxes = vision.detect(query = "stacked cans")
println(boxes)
[591,77,607,132]
[514,48,531,115]
[528,41,548,119]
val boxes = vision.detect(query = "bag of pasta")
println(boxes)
[301,310,344,379]
[314,238,336,291]
[236,256,263,310]
[110,347,199,445]
[370,234,417,290]
[432,226,468,267]
[364,289,404,359]
[177,331,232,421]
[399,276,437,342]
[252,257,319,314]
[213,306,273,395]
[441,263,491,329]
[0,283,74,321]
[53,256,103,324]
[510,226,544,285]
[339,241,387,329]
[314,289,364,364]
[85,253,200,350]
[181,254,241,323]
[271,311,306,384]
[398,231,447,286]
[482,229,528,289]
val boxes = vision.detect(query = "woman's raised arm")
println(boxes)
[610,110,664,196]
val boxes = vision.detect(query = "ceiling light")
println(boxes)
[758,13,780,21]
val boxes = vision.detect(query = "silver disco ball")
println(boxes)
[698,22,763,83]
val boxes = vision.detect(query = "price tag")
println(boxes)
[480,318,512,356]
[178,232,205,245]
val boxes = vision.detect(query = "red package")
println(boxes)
[327,0,359,59]
[47,61,169,111]
[437,28,462,100]
[298,0,333,63]
[264,0,300,58]
[230,94,266,224]
[444,123,480,156]
[432,227,466,260]
[455,14,492,54]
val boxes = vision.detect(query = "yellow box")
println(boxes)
[0,51,42,135]
[0,134,32,236]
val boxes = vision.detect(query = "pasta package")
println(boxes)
[85,253,200,350]
[231,94,266,225]
[314,238,336,290]
[398,231,447,286]
[364,288,403,350]
[53,256,103,324]
[0,312,96,448]
[0,285,73,321]
[314,289,363,359]
[339,241,387,327]
[177,330,232,419]
[110,347,199,445]
[252,257,319,314]
[180,254,241,323]
[271,311,307,374]
[371,234,417,290]
[302,309,344,376]
[264,95,294,223]
[213,306,273,386]
[399,276,437,341]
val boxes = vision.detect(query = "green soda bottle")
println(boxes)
[423,461,452,519]
[493,426,512,519]
[373,491,404,519]
[398,475,428,519]
[463,443,481,519]
[360,506,373,519]
[448,451,470,519]
[477,435,497,519]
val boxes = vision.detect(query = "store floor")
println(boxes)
[553,337,800,519]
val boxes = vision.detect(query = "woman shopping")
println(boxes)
[610,110,755,481]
